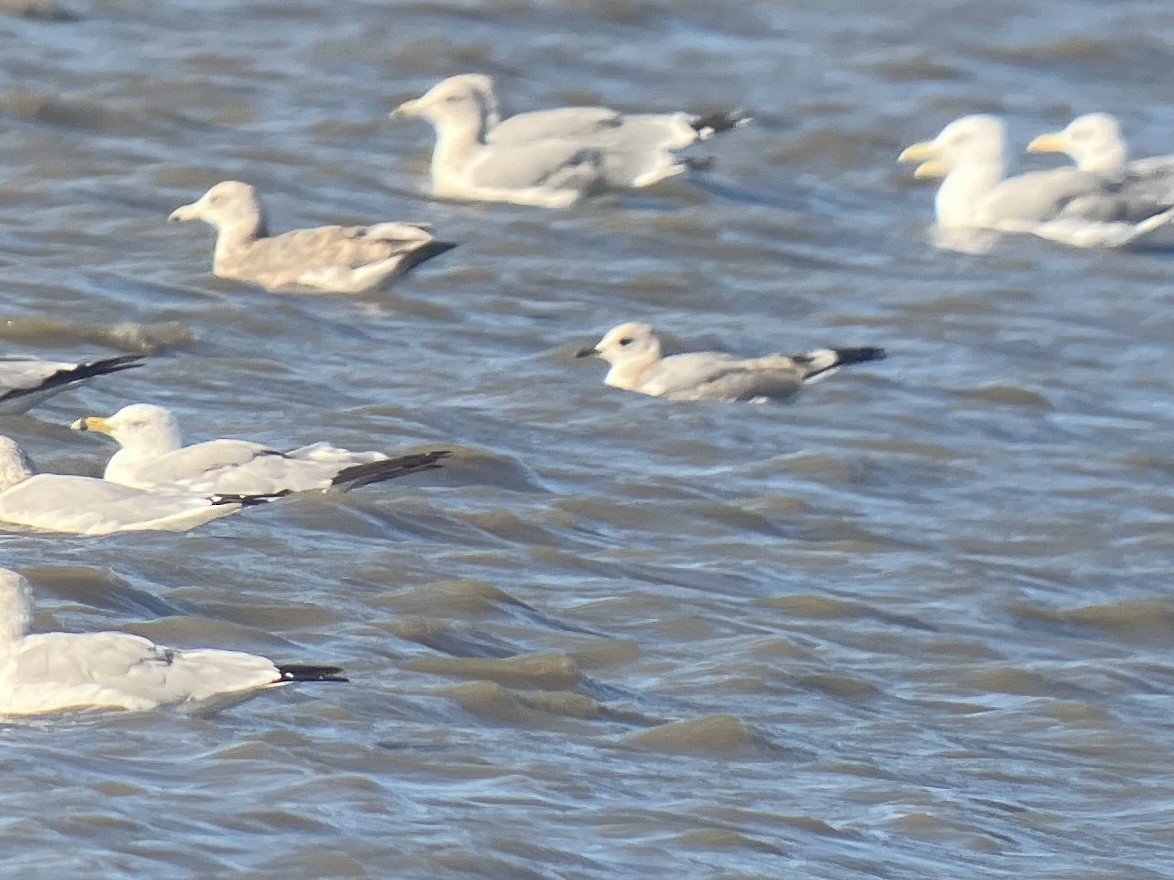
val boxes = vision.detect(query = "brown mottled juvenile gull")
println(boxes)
[0,354,142,415]
[0,435,275,536]
[898,114,1174,248]
[0,568,346,717]
[391,73,748,208]
[576,322,886,402]
[72,402,450,495]
[168,181,456,293]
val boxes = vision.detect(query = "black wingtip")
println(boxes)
[330,449,452,492]
[690,110,753,137]
[4,354,146,404]
[209,490,291,507]
[79,354,146,376]
[278,664,348,683]
[401,240,457,275]
[833,346,888,367]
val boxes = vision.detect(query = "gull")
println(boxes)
[0,354,142,415]
[72,402,451,495]
[0,568,346,716]
[1027,113,1174,219]
[576,322,886,402]
[391,73,749,208]
[898,114,1174,247]
[1026,112,1174,176]
[0,435,277,536]
[168,181,456,293]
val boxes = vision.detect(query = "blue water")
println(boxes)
[1,0,1172,877]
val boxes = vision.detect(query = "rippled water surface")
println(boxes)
[2,0,1173,877]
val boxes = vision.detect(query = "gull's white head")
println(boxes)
[1027,112,1127,173]
[72,403,183,454]
[0,435,35,491]
[392,74,500,137]
[899,115,1009,229]
[577,322,662,389]
[168,180,266,236]
[898,115,1007,179]
[0,568,33,645]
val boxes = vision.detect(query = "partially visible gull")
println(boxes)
[0,354,142,415]
[1027,113,1174,220]
[169,181,456,293]
[1026,112,1174,176]
[0,435,274,536]
[576,322,886,402]
[73,402,451,495]
[391,73,749,208]
[0,568,346,716]
[898,114,1174,248]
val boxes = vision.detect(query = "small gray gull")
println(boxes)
[577,322,886,402]
[0,354,142,415]
[169,181,455,293]
[0,568,346,716]
[72,402,450,495]
[391,73,748,208]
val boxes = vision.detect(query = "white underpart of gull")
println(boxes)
[0,435,264,536]
[0,568,346,716]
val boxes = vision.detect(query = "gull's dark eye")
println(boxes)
[446,95,461,104]
[618,337,633,346]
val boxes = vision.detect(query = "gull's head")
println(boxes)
[0,435,35,491]
[0,568,33,644]
[168,180,264,233]
[898,115,1006,179]
[577,322,661,368]
[1027,113,1126,173]
[72,403,182,453]
[391,74,499,133]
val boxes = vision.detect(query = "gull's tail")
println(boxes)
[797,347,887,382]
[398,240,457,275]
[277,664,348,683]
[330,450,452,492]
[690,110,753,139]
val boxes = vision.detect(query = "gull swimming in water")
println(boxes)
[0,435,275,536]
[898,114,1174,248]
[72,402,451,495]
[0,354,142,415]
[391,73,749,208]
[576,322,886,402]
[1026,113,1174,222]
[1026,113,1174,176]
[169,181,456,293]
[0,568,346,716]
